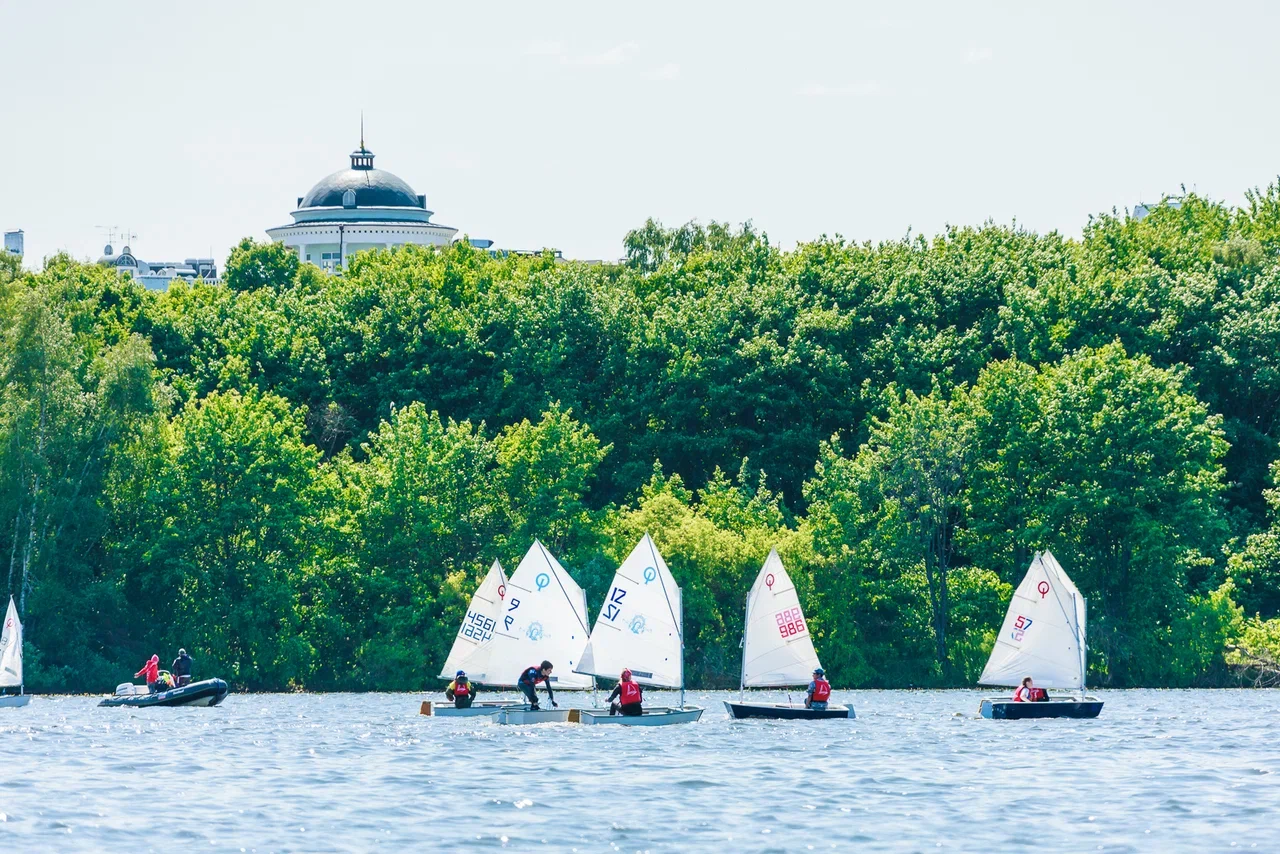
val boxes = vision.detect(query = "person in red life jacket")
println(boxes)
[445,670,475,709]
[1013,676,1049,702]
[517,661,557,710]
[135,654,160,692]
[805,667,831,710]
[608,669,644,717]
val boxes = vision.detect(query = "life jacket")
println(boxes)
[519,667,542,686]
[620,680,642,705]
[811,678,831,702]
[1029,687,1048,701]
[1013,686,1029,702]
[453,681,471,698]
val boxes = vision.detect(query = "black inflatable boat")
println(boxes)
[99,678,229,708]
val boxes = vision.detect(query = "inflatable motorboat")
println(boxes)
[99,678,228,708]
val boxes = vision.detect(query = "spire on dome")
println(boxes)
[351,113,374,170]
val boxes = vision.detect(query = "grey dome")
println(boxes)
[299,166,423,209]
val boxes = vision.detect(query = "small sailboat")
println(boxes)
[477,541,593,724]
[574,534,704,726]
[422,560,519,718]
[977,551,1103,719]
[0,596,31,708]
[724,550,853,720]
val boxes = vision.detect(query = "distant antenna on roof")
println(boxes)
[360,110,365,150]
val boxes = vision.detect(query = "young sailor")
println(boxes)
[608,669,644,717]
[135,654,161,692]
[445,670,476,708]
[805,667,831,710]
[1013,676,1049,702]
[517,661,558,710]
[171,649,194,686]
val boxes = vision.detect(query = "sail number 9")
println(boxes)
[776,607,806,639]
[504,597,522,630]
[603,587,627,622]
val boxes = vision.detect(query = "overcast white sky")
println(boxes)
[1,1,1276,267]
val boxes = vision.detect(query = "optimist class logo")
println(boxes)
[1037,581,1050,598]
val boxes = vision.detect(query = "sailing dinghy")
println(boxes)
[573,534,703,726]
[422,560,518,718]
[977,551,1103,720]
[724,550,853,720]
[0,596,30,708]
[479,541,593,724]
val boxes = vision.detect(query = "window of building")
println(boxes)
[320,251,342,271]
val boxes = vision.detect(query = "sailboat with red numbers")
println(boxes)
[723,550,853,720]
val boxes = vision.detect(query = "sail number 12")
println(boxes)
[603,587,627,621]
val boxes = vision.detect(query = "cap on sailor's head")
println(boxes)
[456,670,466,678]
[813,667,824,676]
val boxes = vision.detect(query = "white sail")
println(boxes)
[741,549,822,687]
[477,541,593,688]
[978,551,1086,690]
[0,596,22,688]
[575,534,684,689]
[438,560,508,682]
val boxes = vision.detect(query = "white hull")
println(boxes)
[430,702,510,718]
[0,693,31,708]
[498,705,572,725]
[576,706,704,726]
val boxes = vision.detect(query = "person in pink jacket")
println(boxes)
[135,654,160,692]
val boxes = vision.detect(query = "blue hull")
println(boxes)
[980,698,1103,719]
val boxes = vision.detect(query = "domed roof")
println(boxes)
[298,146,424,210]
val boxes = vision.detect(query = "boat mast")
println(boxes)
[739,593,749,703]
[1078,593,1088,702]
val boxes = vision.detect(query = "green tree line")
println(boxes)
[5,188,1280,691]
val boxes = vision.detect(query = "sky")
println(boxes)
[1,0,1277,268]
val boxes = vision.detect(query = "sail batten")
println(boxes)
[574,534,685,689]
[740,550,822,688]
[0,596,22,689]
[978,551,1086,690]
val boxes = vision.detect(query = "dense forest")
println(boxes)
[6,189,1280,692]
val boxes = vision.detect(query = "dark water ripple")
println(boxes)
[2,689,1279,851]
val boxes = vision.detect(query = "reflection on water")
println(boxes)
[2,689,1278,852]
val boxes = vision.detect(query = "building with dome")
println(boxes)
[266,134,458,272]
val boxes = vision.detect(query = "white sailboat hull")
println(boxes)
[420,700,511,717]
[498,705,572,725]
[576,706,704,726]
[0,693,31,708]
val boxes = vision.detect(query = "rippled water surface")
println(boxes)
[2,689,1278,852]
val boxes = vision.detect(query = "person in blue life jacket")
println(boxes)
[517,661,557,710]
[805,667,831,710]
[445,670,475,708]
[608,668,643,717]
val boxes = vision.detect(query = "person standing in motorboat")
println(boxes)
[805,667,831,710]
[608,669,644,717]
[171,649,194,687]
[517,661,557,710]
[445,670,476,708]
[135,654,161,692]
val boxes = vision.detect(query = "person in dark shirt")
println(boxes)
[608,669,643,716]
[517,661,557,710]
[171,649,194,686]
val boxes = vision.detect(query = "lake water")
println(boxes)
[2,689,1277,852]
